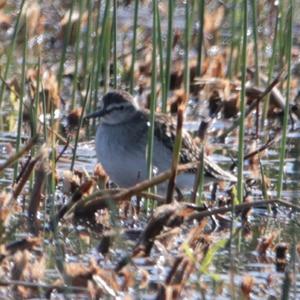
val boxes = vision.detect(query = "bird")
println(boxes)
[85,90,236,193]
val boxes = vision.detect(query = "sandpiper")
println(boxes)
[86,90,236,192]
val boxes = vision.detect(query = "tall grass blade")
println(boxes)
[71,0,84,109]
[94,0,111,96]
[71,76,91,171]
[57,1,76,88]
[277,0,285,69]
[262,6,279,126]
[196,0,205,76]
[0,0,26,108]
[156,4,165,111]
[32,56,41,140]
[166,100,185,203]
[146,0,158,211]
[162,0,174,112]
[237,0,248,203]
[251,0,259,85]
[183,0,195,96]
[112,0,118,88]
[277,4,293,198]
[103,3,113,93]
[82,0,93,78]
[87,2,102,135]
[227,0,237,79]
[129,0,139,94]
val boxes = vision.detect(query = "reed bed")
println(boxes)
[0,1,298,299]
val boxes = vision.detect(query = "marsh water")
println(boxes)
[0,0,299,299]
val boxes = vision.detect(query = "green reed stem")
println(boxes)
[29,56,41,192]
[227,0,237,79]
[112,0,117,88]
[129,0,139,94]
[196,146,205,205]
[0,0,26,108]
[14,20,27,182]
[196,0,205,76]
[82,0,93,77]
[251,0,259,86]
[237,0,248,203]
[251,0,259,136]
[183,0,194,96]
[146,0,158,211]
[94,0,110,95]
[166,104,185,203]
[103,5,113,93]
[162,0,174,112]
[259,160,269,207]
[57,1,76,88]
[87,2,102,136]
[49,86,57,200]
[262,7,279,126]
[33,57,41,139]
[41,82,47,142]
[229,2,246,290]
[71,76,91,171]
[232,3,244,77]
[191,140,205,204]
[157,5,165,109]
[71,0,84,109]
[277,4,293,198]
[277,0,285,69]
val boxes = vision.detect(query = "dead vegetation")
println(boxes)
[0,0,299,299]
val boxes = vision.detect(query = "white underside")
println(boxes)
[95,124,197,193]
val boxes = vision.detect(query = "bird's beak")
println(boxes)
[85,109,106,119]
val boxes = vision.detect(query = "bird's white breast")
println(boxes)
[95,122,197,193]
[96,123,147,187]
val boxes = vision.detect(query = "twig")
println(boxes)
[140,191,166,203]
[246,71,283,115]
[46,125,73,149]
[15,155,32,183]
[0,135,39,174]
[219,71,284,139]
[72,162,199,218]
[187,198,300,222]
[55,136,70,163]
[230,131,280,169]
[243,134,278,160]
[0,73,20,98]
[0,279,88,292]
[13,154,41,199]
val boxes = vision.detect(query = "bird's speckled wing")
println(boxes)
[144,110,236,182]
[152,112,200,164]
